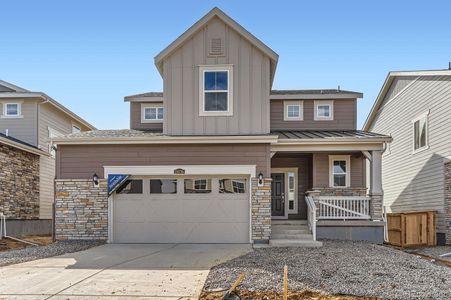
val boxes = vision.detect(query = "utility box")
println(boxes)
[387,211,436,247]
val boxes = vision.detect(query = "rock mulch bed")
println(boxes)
[203,240,451,300]
[0,240,104,267]
[406,245,451,263]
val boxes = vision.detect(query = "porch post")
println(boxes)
[369,150,383,220]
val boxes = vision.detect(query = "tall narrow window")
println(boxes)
[199,65,233,116]
[329,155,350,187]
[413,113,428,151]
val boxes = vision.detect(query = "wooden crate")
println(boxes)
[387,211,436,247]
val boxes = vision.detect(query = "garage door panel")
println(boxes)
[113,176,250,243]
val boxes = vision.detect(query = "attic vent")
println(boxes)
[208,38,224,57]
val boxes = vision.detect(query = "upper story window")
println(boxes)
[142,104,163,123]
[329,155,350,188]
[314,100,334,120]
[2,102,22,118]
[284,101,303,121]
[412,111,429,152]
[199,65,233,116]
[72,125,81,134]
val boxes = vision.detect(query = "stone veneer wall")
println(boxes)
[0,144,39,219]
[55,179,108,240]
[251,178,272,243]
[445,162,451,245]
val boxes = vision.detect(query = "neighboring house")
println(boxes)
[364,69,451,245]
[0,80,95,236]
[53,7,391,246]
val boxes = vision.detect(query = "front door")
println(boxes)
[271,173,285,217]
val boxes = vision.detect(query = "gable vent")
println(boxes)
[208,38,224,57]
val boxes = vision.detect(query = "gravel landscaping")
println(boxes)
[0,240,104,267]
[203,240,451,300]
[406,245,451,263]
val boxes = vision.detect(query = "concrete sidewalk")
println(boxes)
[0,243,251,299]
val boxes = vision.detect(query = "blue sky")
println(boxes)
[1,0,450,129]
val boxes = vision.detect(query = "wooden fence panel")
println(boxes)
[387,211,436,247]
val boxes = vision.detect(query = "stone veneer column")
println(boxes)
[55,179,108,240]
[369,150,383,221]
[251,178,272,244]
[445,161,451,245]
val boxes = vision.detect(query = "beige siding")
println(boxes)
[56,143,271,179]
[369,75,451,233]
[39,155,55,219]
[312,153,366,188]
[163,16,271,135]
[0,99,39,146]
[130,102,163,131]
[270,99,357,130]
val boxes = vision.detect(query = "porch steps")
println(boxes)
[270,221,322,248]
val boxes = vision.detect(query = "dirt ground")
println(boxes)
[0,235,53,252]
[200,289,379,300]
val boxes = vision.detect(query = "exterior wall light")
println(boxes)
[93,173,99,187]
[258,172,264,187]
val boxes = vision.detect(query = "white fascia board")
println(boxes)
[272,142,386,152]
[270,93,363,100]
[104,165,257,178]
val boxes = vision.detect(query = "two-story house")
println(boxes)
[0,80,95,236]
[364,69,451,245]
[53,8,391,246]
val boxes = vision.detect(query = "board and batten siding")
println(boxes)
[162,16,271,135]
[0,99,39,146]
[270,99,357,130]
[37,103,89,219]
[312,153,366,188]
[369,75,451,234]
[56,143,271,179]
[130,102,163,131]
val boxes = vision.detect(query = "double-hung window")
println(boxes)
[413,112,429,152]
[199,65,233,116]
[314,100,334,120]
[284,101,303,121]
[329,155,350,188]
[142,105,163,122]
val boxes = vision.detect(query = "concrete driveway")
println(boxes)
[0,243,251,299]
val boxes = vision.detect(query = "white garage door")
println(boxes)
[112,176,250,243]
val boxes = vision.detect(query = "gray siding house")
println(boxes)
[53,7,391,246]
[364,70,451,245]
[0,80,95,235]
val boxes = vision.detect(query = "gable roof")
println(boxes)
[154,7,279,86]
[363,69,451,130]
[0,80,96,130]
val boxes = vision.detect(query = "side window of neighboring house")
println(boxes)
[329,155,351,188]
[199,65,233,116]
[142,105,163,122]
[413,112,429,152]
[284,101,303,121]
[314,100,334,120]
[48,127,64,157]
[72,125,81,134]
[1,102,22,118]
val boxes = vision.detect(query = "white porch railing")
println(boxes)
[305,196,317,240]
[317,196,371,220]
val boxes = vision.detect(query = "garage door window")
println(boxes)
[219,179,246,194]
[184,179,212,193]
[149,179,177,194]
[116,180,143,194]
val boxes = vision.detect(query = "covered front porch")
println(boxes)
[268,130,391,245]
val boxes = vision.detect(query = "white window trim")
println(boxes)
[329,155,351,188]
[199,64,233,117]
[284,101,303,121]
[141,103,163,123]
[1,102,23,118]
[412,110,430,154]
[314,100,334,121]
